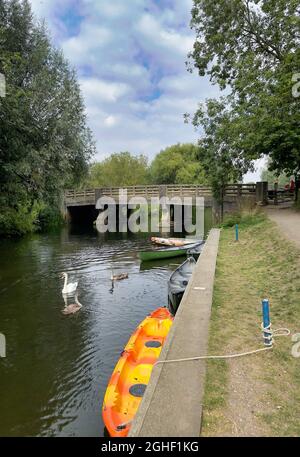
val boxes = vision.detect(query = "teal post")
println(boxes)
[235,224,239,242]
[262,299,272,346]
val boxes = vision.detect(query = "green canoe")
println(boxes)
[139,242,202,262]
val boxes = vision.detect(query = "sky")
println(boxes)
[29,0,263,181]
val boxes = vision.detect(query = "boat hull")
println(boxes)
[168,257,197,314]
[139,242,202,262]
[102,307,173,437]
[187,241,205,260]
[168,291,184,315]
[140,247,187,261]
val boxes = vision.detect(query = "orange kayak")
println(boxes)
[102,307,173,437]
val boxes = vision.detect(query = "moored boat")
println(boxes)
[139,242,203,262]
[102,307,173,437]
[187,240,205,259]
[168,257,197,315]
[150,237,199,247]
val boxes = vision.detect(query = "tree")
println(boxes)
[150,143,208,185]
[189,0,299,90]
[0,0,95,235]
[87,152,149,188]
[261,160,292,188]
[188,0,300,185]
[188,99,254,197]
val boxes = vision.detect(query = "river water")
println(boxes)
[0,214,211,437]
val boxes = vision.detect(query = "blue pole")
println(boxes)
[262,299,272,346]
[235,224,239,242]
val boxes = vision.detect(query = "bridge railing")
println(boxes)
[64,184,257,206]
[99,186,161,199]
[65,189,96,205]
[165,185,212,198]
[224,183,256,196]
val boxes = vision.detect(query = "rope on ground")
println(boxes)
[154,324,291,367]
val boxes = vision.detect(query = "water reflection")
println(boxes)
[0,214,212,436]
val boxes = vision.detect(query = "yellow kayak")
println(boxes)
[102,307,173,437]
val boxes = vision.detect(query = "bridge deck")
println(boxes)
[64,184,257,207]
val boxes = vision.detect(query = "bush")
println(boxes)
[220,213,242,228]
[38,205,64,231]
[0,200,43,237]
[220,209,266,228]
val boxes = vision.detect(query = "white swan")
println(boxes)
[61,272,78,295]
[62,292,82,315]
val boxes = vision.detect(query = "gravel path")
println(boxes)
[266,207,300,248]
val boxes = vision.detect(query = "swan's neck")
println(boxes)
[63,274,68,289]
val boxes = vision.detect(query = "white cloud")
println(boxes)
[80,78,131,103]
[82,0,144,18]
[137,13,194,56]
[63,25,112,64]
[29,0,219,162]
[104,116,118,128]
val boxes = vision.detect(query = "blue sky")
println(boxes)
[29,0,262,180]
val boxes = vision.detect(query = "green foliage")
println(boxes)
[189,0,300,190]
[87,146,209,188]
[220,211,266,229]
[189,99,253,198]
[87,152,149,187]
[190,0,298,88]
[150,143,208,185]
[38,205,64,231]
[261,160,293,188]
[0,0,95,236]
[0,200,44,236]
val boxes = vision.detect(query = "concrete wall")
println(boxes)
[129,229,221,437]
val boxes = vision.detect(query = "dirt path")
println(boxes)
[265,208,300,248]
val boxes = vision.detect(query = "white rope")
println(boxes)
[261,322,290,345]
[265,326,291,338]
[154,323,291,367]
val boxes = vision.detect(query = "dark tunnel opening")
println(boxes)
[67,205,99,227]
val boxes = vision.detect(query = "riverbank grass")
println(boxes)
[202,213,300,436]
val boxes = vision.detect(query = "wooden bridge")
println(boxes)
[64,184,257,207]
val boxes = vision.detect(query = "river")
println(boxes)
[0,213,212,437]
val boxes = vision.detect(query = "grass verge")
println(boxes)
[201,212,300,437]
